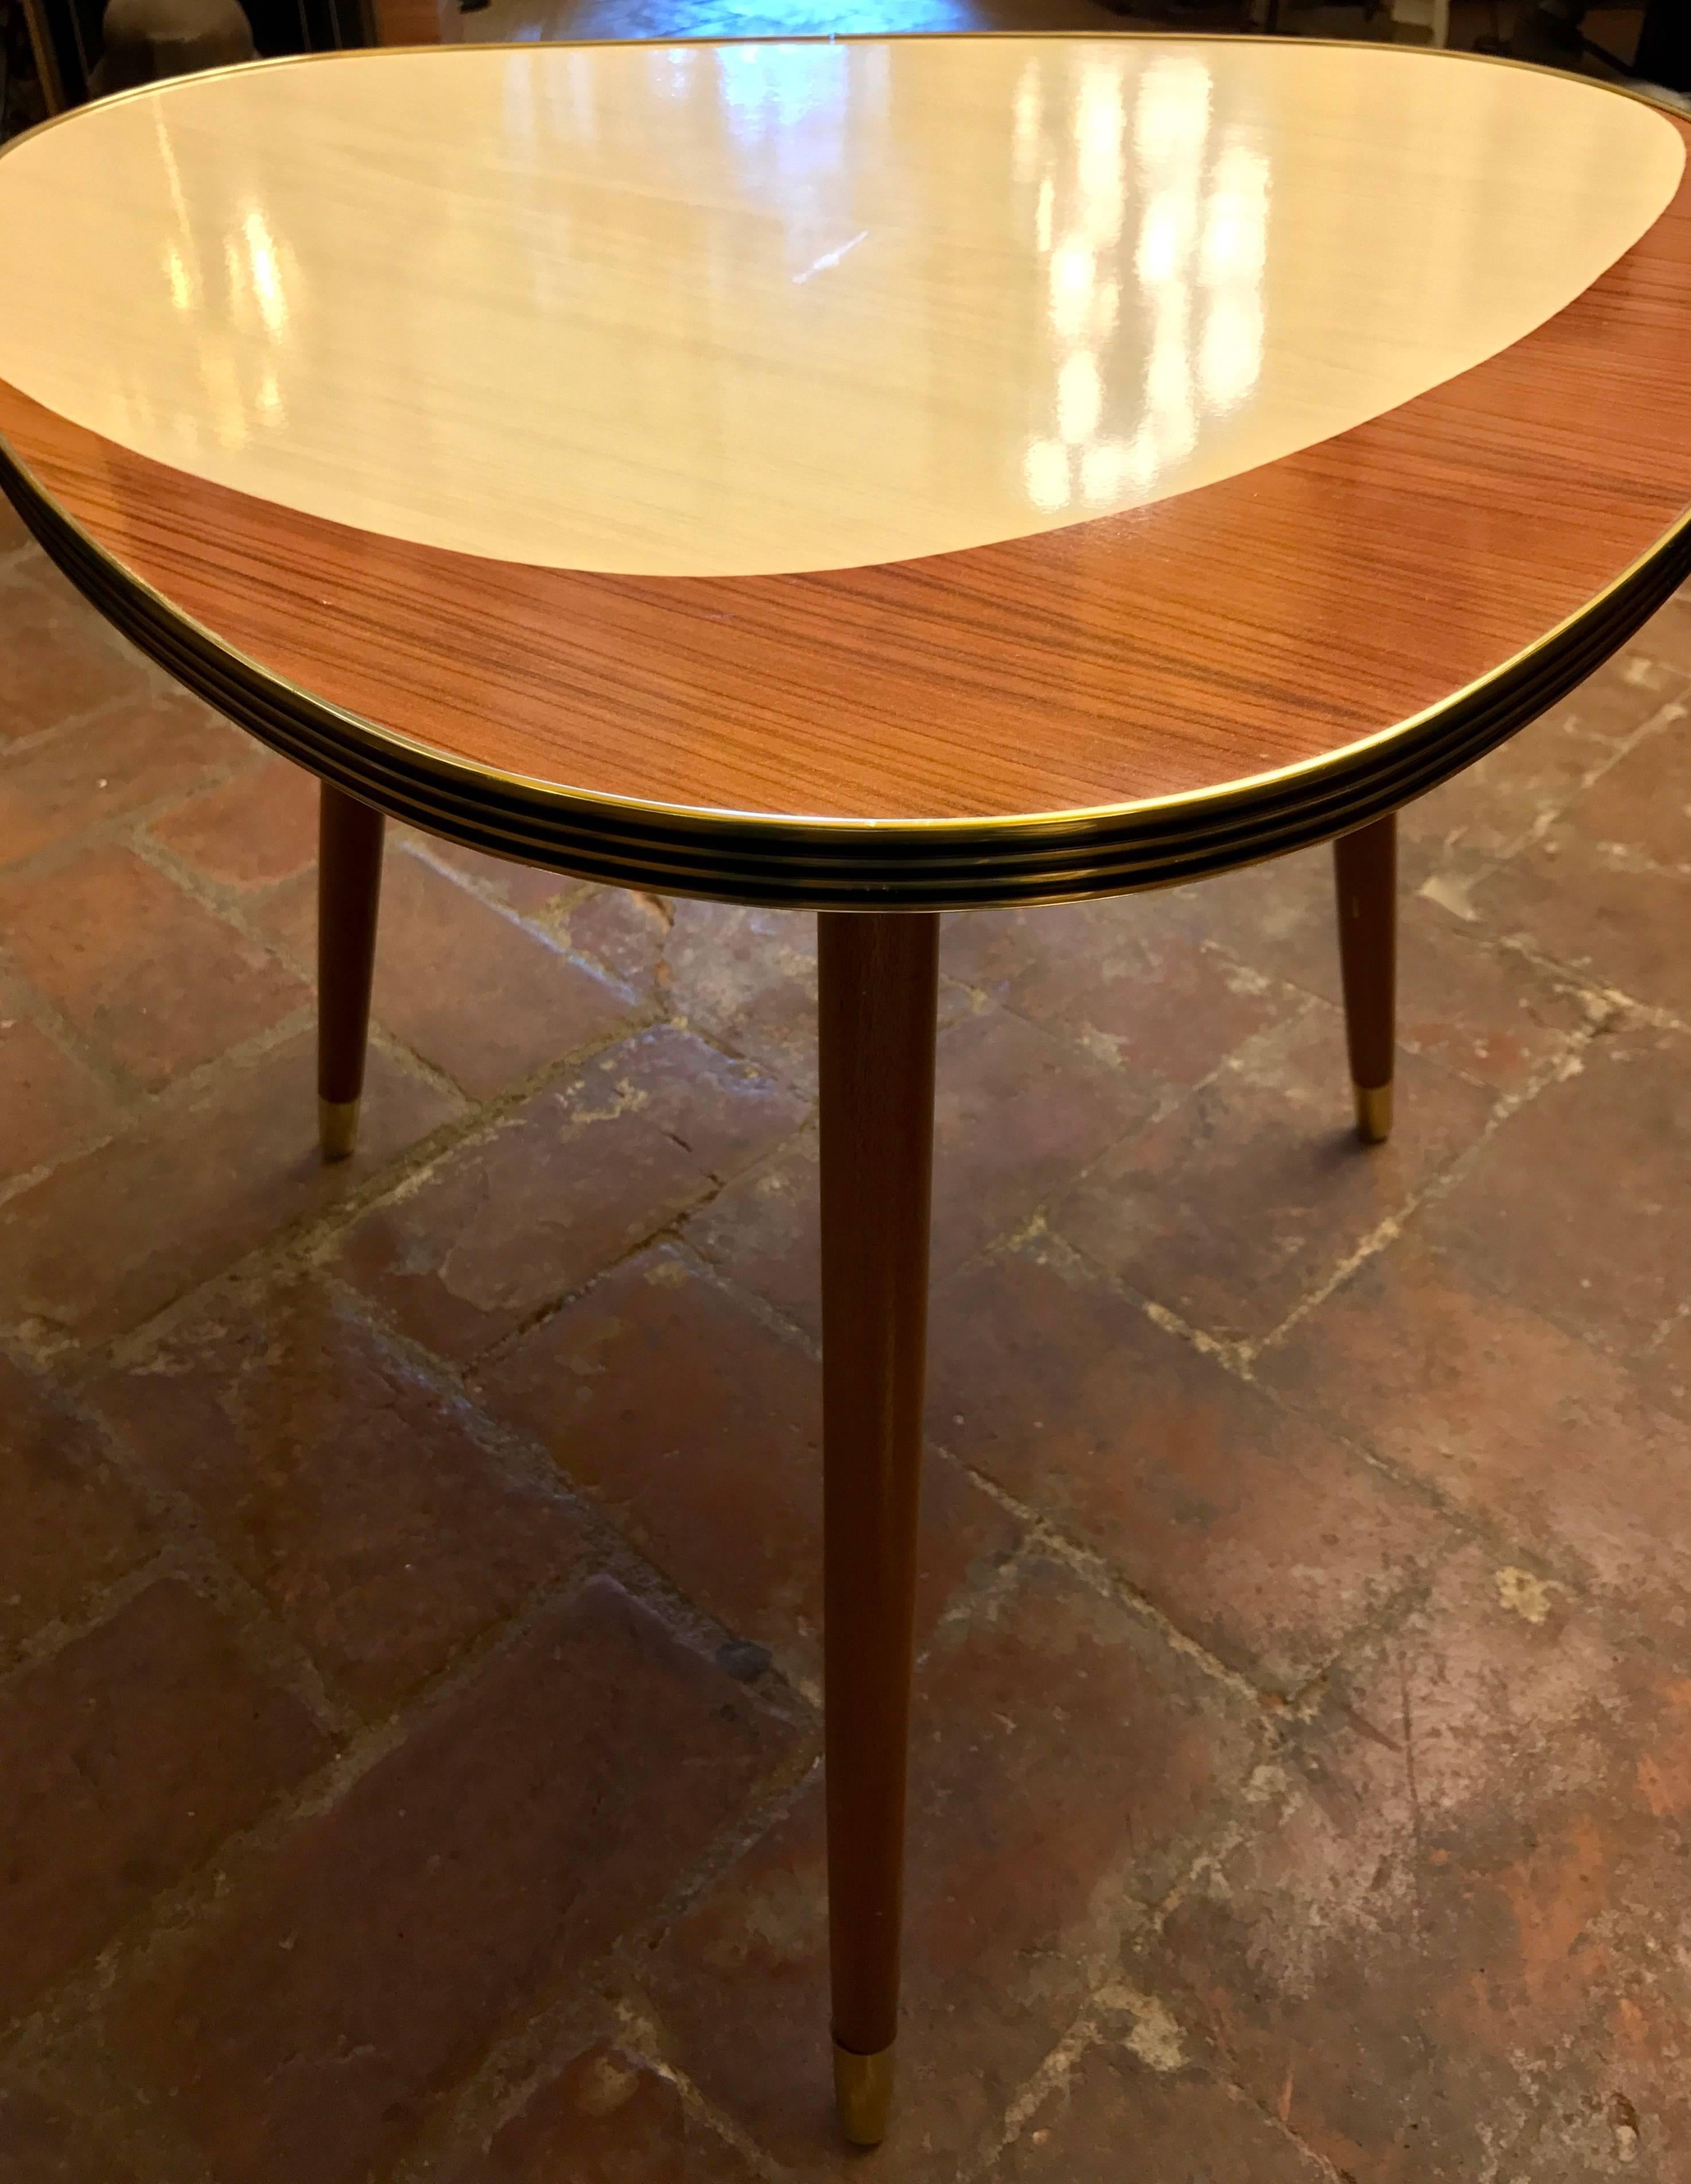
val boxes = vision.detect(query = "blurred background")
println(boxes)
[1,0,1681,145]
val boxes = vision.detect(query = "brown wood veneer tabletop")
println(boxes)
[1,35,1689,906]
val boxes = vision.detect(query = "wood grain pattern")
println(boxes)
[2,44,1690,908]
[818,912,937,2081]
[1333,813,1397,1138]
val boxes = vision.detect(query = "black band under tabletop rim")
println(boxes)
[5,452,1690,911]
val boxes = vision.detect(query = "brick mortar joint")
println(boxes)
[937,1451,1276,1717]
[1,996,337,1236]
[427,1122,816,1378]
[0,1560,610,2082]
[329,1268,826,1722]
[994,1189,1658,1689]
[0,955,148,1128]
[0,735,266,880]
[63,1021,684,1377]
[1247,997,1617,1362]
[59,1389,367,1734]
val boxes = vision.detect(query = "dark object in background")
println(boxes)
[19,0,368,111]
[1509,0,1587,61]
[2,0,52,135]
[88,0,254,92]
[1097,0,1252,19]
[1636,0,1690,91]
[1512,0,1691,91]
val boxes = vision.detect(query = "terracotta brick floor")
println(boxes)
[3,472,1691,2184]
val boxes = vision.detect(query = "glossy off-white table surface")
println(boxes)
[0,38,1680,578]
[2,38,1689,905]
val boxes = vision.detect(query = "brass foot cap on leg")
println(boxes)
[1353,1082,1393,1145]
[833,2041,895,2147]
[319,1097,361,1161]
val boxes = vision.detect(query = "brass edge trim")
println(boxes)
[3,23,1685,108]
[5,402,1688,880]
[5,28,1679,191]
[14,443,1684,907]
[168,550,1670,876]
[6,431,1688,907]
[1,50,1689,907]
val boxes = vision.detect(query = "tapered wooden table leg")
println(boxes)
[317,782,385,1160]
[818,911,939,2150]
[1332,812,1397,1144]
